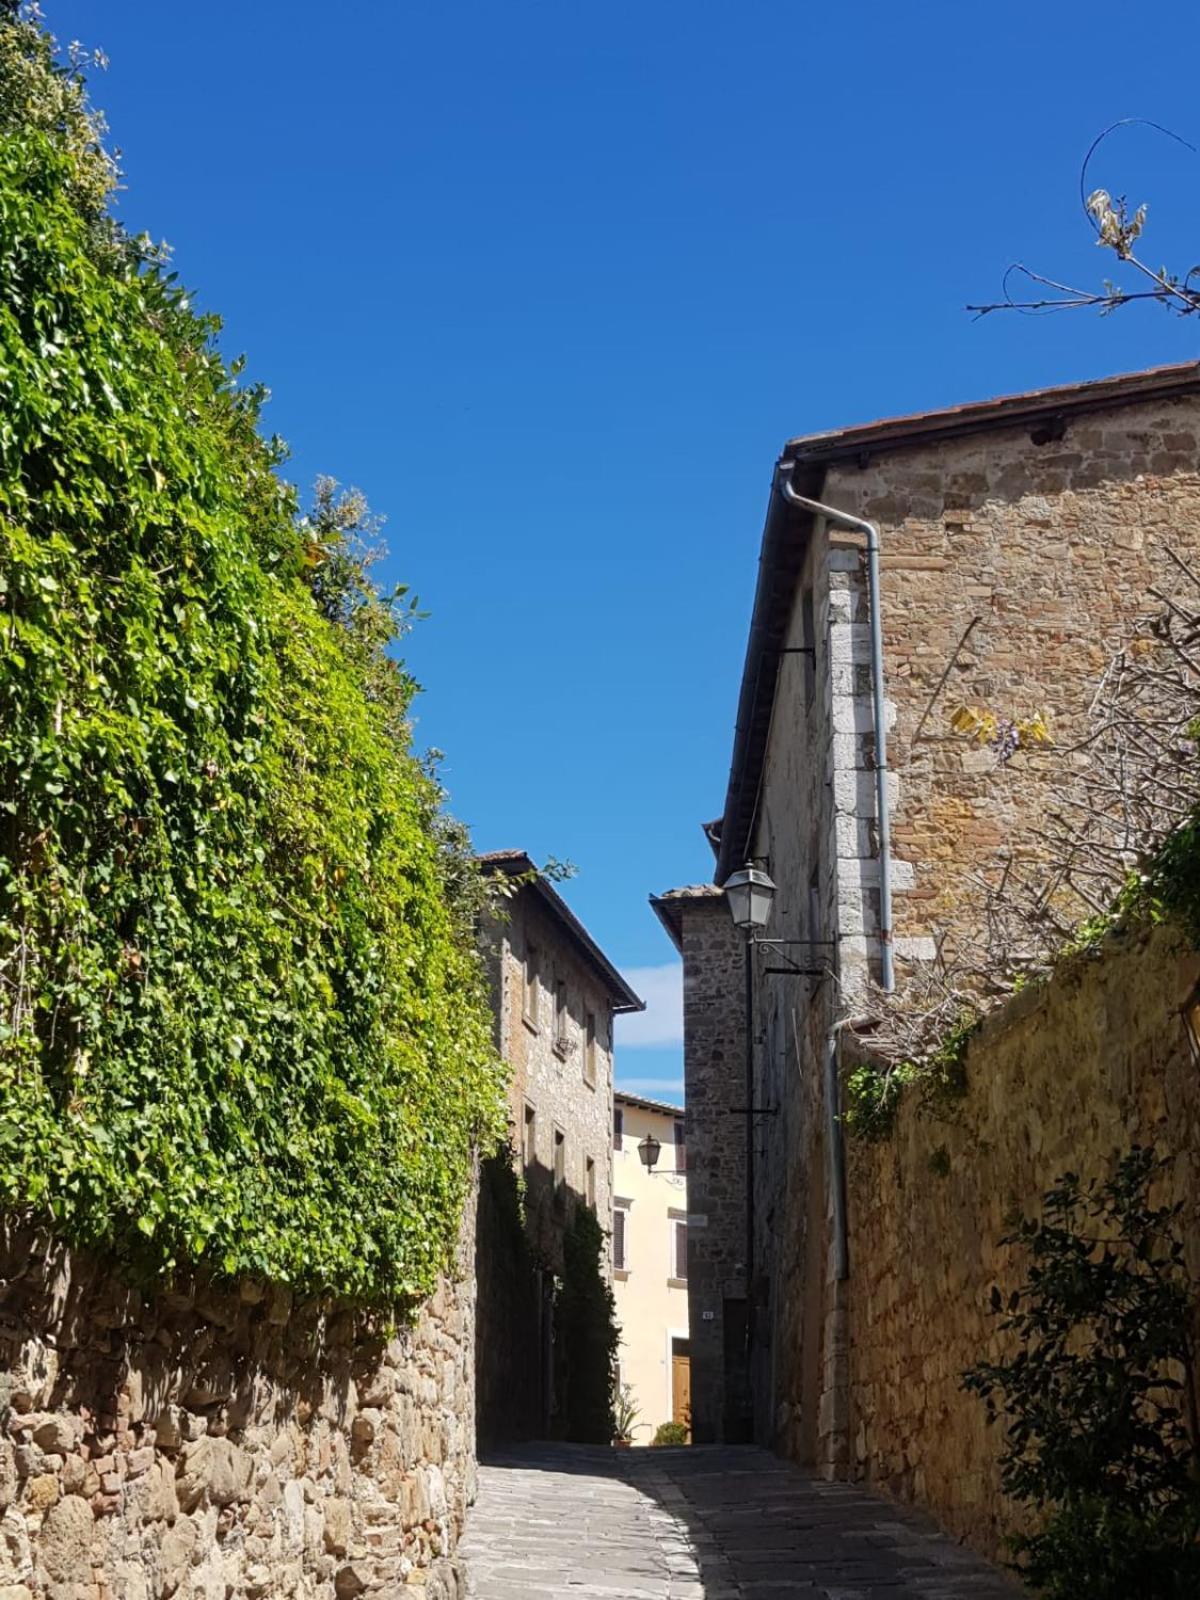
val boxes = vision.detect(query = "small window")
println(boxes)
[523,944,539,1028]
[674,1118,687,1174]
[522,1103,536,1170]
[808,861,822,943]
[553,1127,565,1190]
[585,1156,596,1210]
[673,1220,688,1281]
[613,1204,629,1270]
[554,977,569,1053]
[583,1011,598,1088]
[613,1107,623,1150]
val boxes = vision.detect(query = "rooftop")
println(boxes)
[714,362,1200,885]
[614,1088,684,1117]
[782,360,1200,469]
[649,883,725,950]
[479,851,645,1014]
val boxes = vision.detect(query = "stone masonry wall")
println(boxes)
[739,391,1200,1487]
[0,1196,477,1600]
[665,890,749,1445]
[475,886,619,1445]
[821,391,1200,980]
[492,892,616,1279]
[844,920,1200,1560]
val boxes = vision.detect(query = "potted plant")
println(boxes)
[612,1383,642,1448]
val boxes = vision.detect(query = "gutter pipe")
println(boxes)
[776,466,895,995]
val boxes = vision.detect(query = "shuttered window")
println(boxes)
[613,1206,629,1270]
[673,1220,688,1281]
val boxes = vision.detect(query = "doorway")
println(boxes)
[671,1336,691,1437]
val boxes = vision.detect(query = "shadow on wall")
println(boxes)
[0,1214,475,1595]
[475,1147,616,1449]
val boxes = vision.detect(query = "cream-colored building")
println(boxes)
[612,1090,690,1442]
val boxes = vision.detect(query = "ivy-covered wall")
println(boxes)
[0,12,502,1303]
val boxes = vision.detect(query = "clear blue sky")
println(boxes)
[49,1,1198,1098]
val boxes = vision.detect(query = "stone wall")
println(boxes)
[0,1197,477,1600]
[655,888,749,1444]
[821,390,1200,978]
[713,387,1200,1484]
[844,920,1200,1558]
[488,889,616,1280]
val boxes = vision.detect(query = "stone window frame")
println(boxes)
[552,1124,566,1193]
[522,941,540,1032]
[522,1101,537,1171]
[668,1209,688,1287]
[673,1117,687,1174]
[582,1009,598,1089]
[552,974,571,1059]
[613,1198,632,1275]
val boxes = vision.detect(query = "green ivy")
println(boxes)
[0,16,503,1304]
[843,1012,978,1142]
[555,1206,620,1443]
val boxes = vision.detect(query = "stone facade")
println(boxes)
[820,389,1200,981]
[667,369,1200,1524]
[845,920,1200,1559]
[650,888,748,1445]
[0,1202,477,1600]
[474,855,641,1444]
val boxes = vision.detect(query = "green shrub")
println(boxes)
[964,1149,1200,1598]
[651,1420,689,1447]
[0,11,502,1303]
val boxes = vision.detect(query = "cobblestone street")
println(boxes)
[460,1444,1022,1599]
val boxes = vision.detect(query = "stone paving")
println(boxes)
[460,1443,1023,1599]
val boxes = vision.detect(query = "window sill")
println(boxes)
[667,1277,688,1290]
[522,1016,540,1036]
[614,1267,630,1281]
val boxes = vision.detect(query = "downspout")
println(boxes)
[776,466,894,1290]
[776,466,895,996]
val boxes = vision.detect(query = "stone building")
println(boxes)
[474,852,643,1445]
[611,1091,690,1441]
[658,363,1200,1472]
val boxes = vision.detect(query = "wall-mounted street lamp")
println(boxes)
[637,1133,662,1173]
[722,862,776,1442]
[723,864,776,936]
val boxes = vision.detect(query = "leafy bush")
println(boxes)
[651,1420,689,1447]
[555,1206,619,1443]
[0,11,502,1302]
[964,1149,1200,1598]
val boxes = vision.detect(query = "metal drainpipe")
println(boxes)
[776,466,895,995]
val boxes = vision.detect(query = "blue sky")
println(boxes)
[49,1,1199,1101]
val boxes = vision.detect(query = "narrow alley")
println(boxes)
[460,1444,1022,1599]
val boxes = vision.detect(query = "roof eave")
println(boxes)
[479,854,645,1013]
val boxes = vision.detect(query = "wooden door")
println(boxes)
[671,1338,691,1435]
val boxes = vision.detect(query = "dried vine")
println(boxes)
[846,550,1200,1136]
